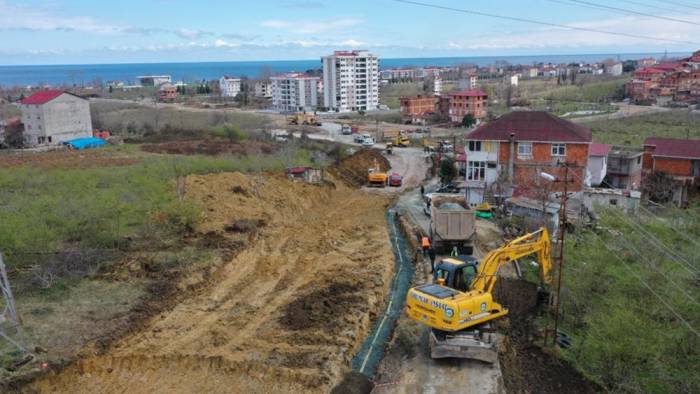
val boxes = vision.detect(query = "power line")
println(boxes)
[563,0,700,26]
[638,205,700,250]
[391,0,700,45]
[615,0,686,14]
[582,229,700,338]
[652,0,700,11]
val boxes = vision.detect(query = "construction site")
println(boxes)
[0,103,698,394]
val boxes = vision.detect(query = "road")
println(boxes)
[571,102,670,123]
[376,185,506,394]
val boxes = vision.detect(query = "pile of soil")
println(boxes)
[494,278,599,394]
[281,282,363,331]
[330,371,373,394]
[0,149,138,169]
[29,172,394,394]
[330,149,390,187]
[141,138,275,156]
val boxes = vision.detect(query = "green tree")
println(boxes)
[4,121,24,148]
[461,113,476,128]
[213,124,247,142]
[439,158,458,184]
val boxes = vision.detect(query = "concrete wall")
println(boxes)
[21,93,92,146]
[587,155,607,186]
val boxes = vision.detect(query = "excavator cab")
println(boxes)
[433,256,479,292]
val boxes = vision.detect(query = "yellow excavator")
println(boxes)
[367,159,389,187]
[405,228,552,363]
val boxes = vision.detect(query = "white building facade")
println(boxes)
[254,81,273,98]
[322,50,379,112]
[19,90,92,146]
[271,73,320,112]
[219,77,242,98]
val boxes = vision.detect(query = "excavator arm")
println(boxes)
[470,228,552,295]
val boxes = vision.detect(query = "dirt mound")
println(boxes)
[281,282,363,331]
[29,172,394,393]
[330,149,390,187]
[330,371,374,394]
[0,149,138,169]
[141,138,275,156]
[495,278,599,394]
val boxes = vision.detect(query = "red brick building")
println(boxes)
[642,137,700,206]
[463,111,591,205]
[448,90,488,124]
[399,95,437,124]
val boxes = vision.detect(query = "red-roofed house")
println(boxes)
[586,143,611,187]
[463,111,591,205]
[19,90,92,146]
[448,90,488,124]
[642,137,700,206]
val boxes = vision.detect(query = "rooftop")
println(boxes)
[450,89,488,97]
[589,143,612,157]
[19,90,71,105]
[466,111,592,143]
[643,137,700,159]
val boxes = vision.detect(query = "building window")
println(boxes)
[552,143,566,156]
[517,142,532,157]
[468,141,482,152]
[467,161,486,181]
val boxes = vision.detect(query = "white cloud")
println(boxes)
[445,13,700,51]
[261,17,364,34]
[176,28,213,40]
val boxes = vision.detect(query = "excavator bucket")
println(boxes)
[429,330,500,364]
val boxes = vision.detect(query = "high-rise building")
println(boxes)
[322,50,379,112]
[270,73,320,112]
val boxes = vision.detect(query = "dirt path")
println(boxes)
[29,173,395,394]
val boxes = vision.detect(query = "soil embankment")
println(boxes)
[28,171,395,393]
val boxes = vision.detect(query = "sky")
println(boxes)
[0,0,699,65]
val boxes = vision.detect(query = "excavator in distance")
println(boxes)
[404,228,552,363]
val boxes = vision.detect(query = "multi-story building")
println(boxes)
[271,73,320,112]
[463,111,591,206]
[448,90,488,123]
[322,50,379,112]
[136,75,171,86]
[219,76,241,98]
[159,84,177,102]
[606,146,643,190]
[642,137,700,207]
[19,90,92,146]
[586,143,611,187]
[399,95,437,124]
[254,81,273,98]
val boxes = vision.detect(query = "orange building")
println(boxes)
[642,137,700,206]
[399,95,437,123]
[448,90,488,124]
[463,111,591,205]
[159,84,177,102]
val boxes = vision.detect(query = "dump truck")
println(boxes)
[430,195,476,255]
[287,112,322,126]
[392,135,411,147]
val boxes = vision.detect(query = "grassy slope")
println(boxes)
[379,82,425,109]
[562,207,700,393]
[583,110,700,146]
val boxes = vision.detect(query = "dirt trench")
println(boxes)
[26,172,395,393]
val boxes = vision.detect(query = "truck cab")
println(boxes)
[434,256,479,292]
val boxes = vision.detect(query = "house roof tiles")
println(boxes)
[466,111,592,143]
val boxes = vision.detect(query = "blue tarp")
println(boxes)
[63,137,106,150]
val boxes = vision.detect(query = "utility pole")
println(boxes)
[551,162,571,347]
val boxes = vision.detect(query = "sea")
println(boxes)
[0,52,689,87]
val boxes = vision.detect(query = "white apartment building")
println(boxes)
[136,75,171,86]
[322,50,379,112]
[219,76,241,98]
[271,73,320,112]
[254,81,273,98]
[19,90,92,146]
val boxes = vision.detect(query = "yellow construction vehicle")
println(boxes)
[405,228,552,362]
[392,135,411,147]
[367,159,388,187]
[287,112,322,126]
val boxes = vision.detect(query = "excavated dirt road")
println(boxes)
[29,172,395,393]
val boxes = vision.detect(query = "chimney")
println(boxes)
[508,132,516,182]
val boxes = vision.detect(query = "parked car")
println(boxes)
[389,173,403,187]
[361,136,375,147]
[341,124,352,135]
[354,134,365,143]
